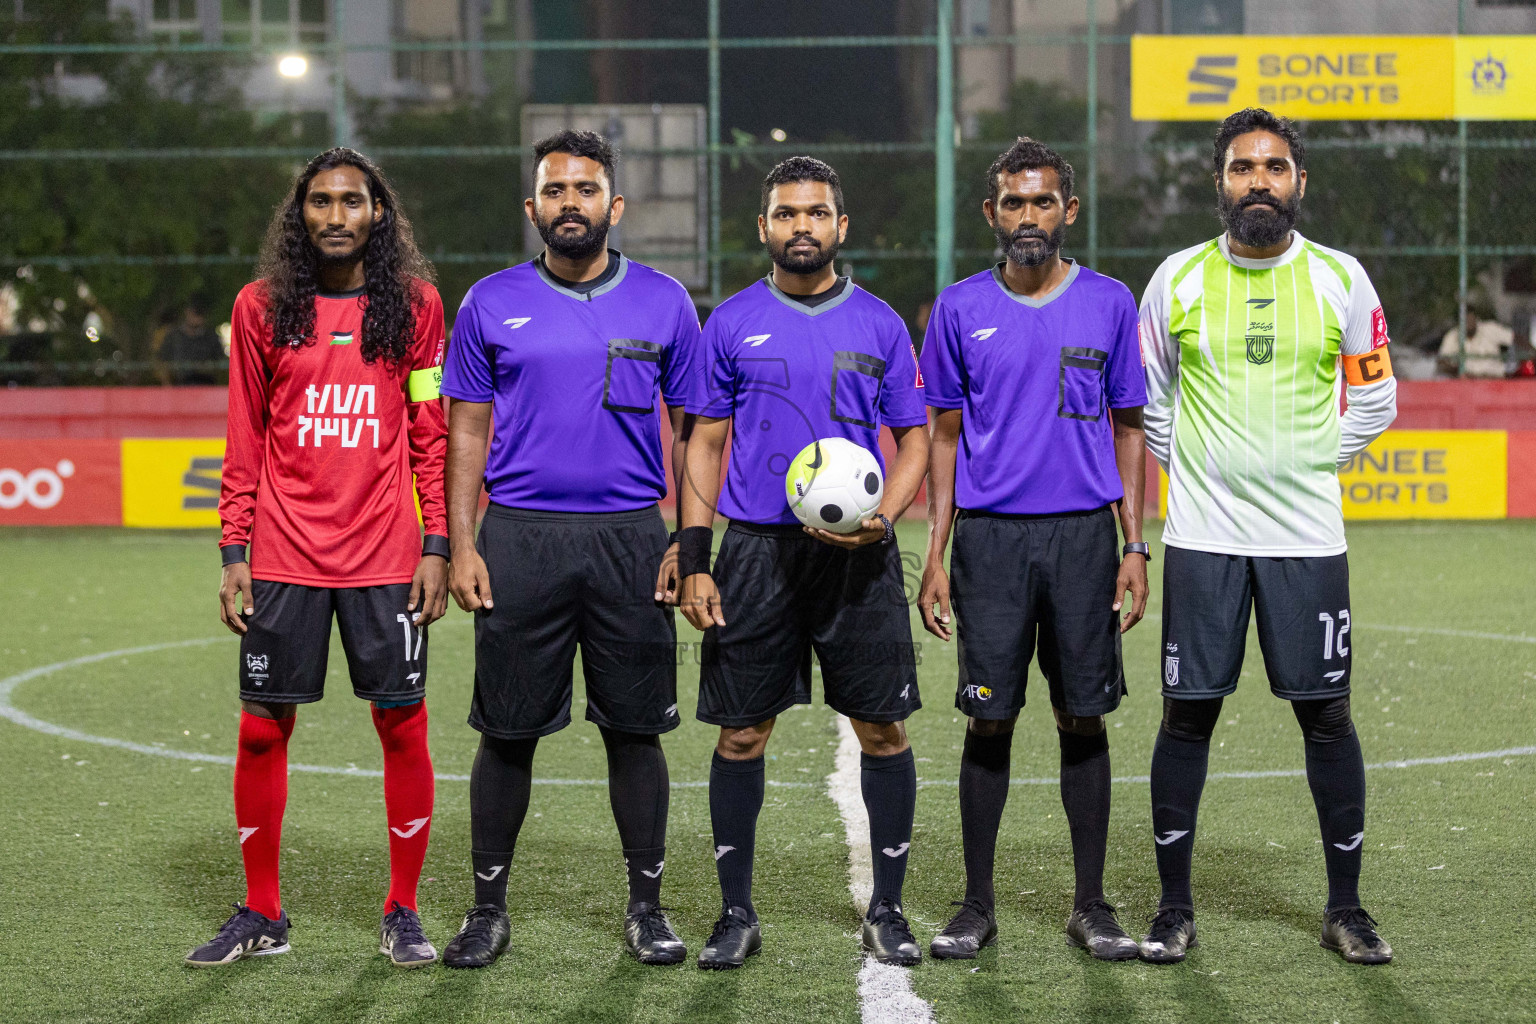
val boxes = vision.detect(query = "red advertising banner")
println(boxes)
[0,440,122,525]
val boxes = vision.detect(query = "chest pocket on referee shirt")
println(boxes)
[1058,346,1107,422]
[604,338,664,414]
[830,351,886,429]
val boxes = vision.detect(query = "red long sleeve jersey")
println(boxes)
[220,280,448,587]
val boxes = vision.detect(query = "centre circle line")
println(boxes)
[2,627,1531,786]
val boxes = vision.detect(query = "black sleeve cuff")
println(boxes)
[422,534,451,559]
[220,544,247,566]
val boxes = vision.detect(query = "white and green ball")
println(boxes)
[784,437,884,534]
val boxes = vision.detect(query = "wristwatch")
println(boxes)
[872,513,895,545]
[1122,542,1151,561]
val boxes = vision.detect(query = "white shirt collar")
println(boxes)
[1218,230,1305,270]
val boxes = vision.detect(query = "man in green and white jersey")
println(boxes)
[1136,109,1396,966]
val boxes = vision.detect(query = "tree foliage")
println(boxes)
[0,1,317,375]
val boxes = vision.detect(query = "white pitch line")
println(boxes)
[0,638,815,788]
[905,745,1536,788]
[3,632,1532,792]
[828,716,936,1024]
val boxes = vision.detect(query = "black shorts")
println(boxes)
[949,505,1126,719]
[470,504,678,740]
[1160,545,1352,701]
[238,581,427,704]
[697,522,921,727]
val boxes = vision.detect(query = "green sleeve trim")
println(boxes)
[1169,240,1219,292]
[408,366,442,402]
[1304,243,1352,294]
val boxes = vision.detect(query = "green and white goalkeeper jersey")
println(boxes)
[1139,232,1397,557]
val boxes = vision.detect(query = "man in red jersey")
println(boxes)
[186,149,449,969]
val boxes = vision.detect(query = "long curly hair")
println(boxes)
[255,148,435,365]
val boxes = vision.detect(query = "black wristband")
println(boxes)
[220,544,247,566]
[1122,541,1151,561]
[872,513,894,545]
[676,526,714,578]
[422,534,451,559]
[667,530,679,546]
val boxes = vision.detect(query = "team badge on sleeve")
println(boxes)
[1370,307,1390,349]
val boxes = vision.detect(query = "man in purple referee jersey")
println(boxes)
[676,157,931,969]
[918,138,1150,962]
[438,129,699,968]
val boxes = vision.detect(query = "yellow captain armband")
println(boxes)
[408,365,443,402]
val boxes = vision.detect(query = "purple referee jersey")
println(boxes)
[689,277,928,525]
[918,260,1147,515]
[441,252,701,512]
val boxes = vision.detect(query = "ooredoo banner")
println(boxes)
[0,440,122,526]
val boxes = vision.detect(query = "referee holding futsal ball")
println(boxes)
[918,138,1150,962]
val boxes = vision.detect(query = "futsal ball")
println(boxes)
[784,437,884,534]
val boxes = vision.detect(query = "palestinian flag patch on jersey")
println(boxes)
[329,331,354,345]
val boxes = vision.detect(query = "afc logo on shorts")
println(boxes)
[961,684,993,702]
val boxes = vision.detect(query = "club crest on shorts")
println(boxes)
[1163,655,1180,687]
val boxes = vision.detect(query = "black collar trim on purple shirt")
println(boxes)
[762,273,856,317]
[989,258,1080,309]
[533,248,629,302]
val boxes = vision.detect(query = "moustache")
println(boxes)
[1236,193,1282,212]
[787,235,821,248]
[1010,228,1051,244]
[551,213,592,229]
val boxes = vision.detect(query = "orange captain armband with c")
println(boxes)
[1342,347,1393,386]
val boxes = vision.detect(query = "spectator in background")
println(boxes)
[1437,309,1513,379]
[915,298,934,341]
[156,300,227,385]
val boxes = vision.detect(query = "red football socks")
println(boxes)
[234,711,295,920]
[372,702,435,913]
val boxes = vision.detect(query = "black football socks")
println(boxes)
[1149,723,1211,911]
[599,727,670,912]
[861,747,916,915]
[958,729,1013,910]
[709,751,765,917]
[1301,720,1367,910]
[1059,728,1112,910]
[469,734,538,910]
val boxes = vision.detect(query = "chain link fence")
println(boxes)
[3,0,1533,385]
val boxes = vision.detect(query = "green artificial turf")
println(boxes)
[0,522,1531,1023]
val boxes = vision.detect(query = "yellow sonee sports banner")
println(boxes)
[1133,35,1536,121]
[121,438,226,528]
[1337,430,1506,520]
[1156,430,1508,521]
[1455,37,1536,121]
